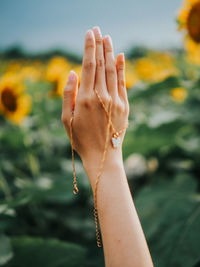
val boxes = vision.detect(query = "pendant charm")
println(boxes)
[111,132,121,148]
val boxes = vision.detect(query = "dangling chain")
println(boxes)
[70,110,79,195]
[69,88,129,248]
[93,96,113,247]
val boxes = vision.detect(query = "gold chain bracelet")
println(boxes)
[69,88,129,248]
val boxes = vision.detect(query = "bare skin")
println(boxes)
[61,26,154,267]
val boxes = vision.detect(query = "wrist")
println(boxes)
[81,148,124,188]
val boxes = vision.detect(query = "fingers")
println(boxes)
[116,53,128,104]
[103,35,118,100]
[80,30,96,93]
[92,26,107,96]
[61,70,78,128]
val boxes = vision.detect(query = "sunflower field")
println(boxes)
[0,1,200,267]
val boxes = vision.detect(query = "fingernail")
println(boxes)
[86,30,93,38]
[93,26,102,37]
[104,35,112,45]
[69,70,75,81]
[119,52,125,60]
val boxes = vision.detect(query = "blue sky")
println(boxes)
[0,0,183,56]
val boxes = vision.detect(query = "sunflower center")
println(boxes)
[1,88,17,112]
[187,2,200,43]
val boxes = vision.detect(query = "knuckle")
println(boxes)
[119,79,126,88]
[96,59,104,68]
[114,100,125,113]
[117,103,124,113]
[85,41,95,50]
[63,87,73,98]
[107,57,115,66]
[96,37,103,45]
[83,59,96,71]
[106,64,116,75]
[117,63,124,71]
[96,94,111,110]
[105,47,113,53]
[101,94,111,105]
[93,90,109,106]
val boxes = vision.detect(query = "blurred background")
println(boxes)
[0,0,200,266]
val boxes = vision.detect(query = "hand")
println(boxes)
[61,26,129,165]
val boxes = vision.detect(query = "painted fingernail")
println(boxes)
[86,30,93,38]
[69,70,75,81]
[93,26,102,37]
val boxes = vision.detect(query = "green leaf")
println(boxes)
[5,236,87,267]
[134,175,200,267]
[0,235,13,266]
[123,121,183,157]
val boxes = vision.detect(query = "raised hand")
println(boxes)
[61,26,129,174]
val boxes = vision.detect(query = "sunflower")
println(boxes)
[5,60,44,82]
[170,87,188,102]
[125,59,138,89]
[6,60,23,73]
[19,64,43,82]
[0,73,31,124]
[134,52,178,83]
[177,0,200,64]
[184,35,200,64]
[134,57,157,82]
[46,57,71,97]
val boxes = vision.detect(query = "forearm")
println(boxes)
[82,151,154,267]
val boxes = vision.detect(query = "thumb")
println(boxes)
[61,70,78,126]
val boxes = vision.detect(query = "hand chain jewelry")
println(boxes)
[69,87,129,248]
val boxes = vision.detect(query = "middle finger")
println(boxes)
[92,26,107,96]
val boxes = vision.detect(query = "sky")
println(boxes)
[0,0,184,56]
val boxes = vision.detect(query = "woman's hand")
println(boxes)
[61,26,129,168]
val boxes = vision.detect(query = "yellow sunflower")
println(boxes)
[19,65,43,82]
[184,35,200,64]
[134,57,157,82]
[134,52,178,83]
[125,59,138,89]
[0,73,31,124]
[170,87,188,102]
[177,0,200,64]
[45,57,71,97]
[6,60,24,73]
